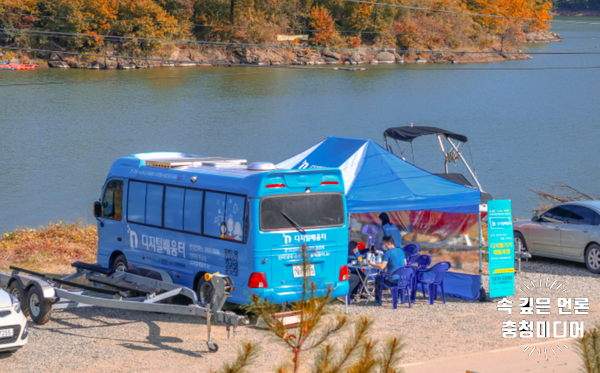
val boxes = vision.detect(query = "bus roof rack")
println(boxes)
[145,157,247,169]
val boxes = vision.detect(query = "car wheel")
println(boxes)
[111,254,128,272]
[514,232,528,252]
[7,282,29,318]
[585,244,600,274]
[27,283,52,325]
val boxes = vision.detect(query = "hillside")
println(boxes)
[0,0,557,66]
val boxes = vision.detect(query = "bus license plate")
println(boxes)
[293,264,315,278]
[0,329,13,338]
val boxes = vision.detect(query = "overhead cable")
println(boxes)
[0,11,469,36]
[2,30,600,55]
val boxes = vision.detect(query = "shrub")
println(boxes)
[212,244,406,373]
[0,221,97,273]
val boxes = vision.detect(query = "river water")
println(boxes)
[1,17,599,233]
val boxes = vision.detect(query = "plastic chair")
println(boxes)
[409,255,431,301]
[416,261,451,305]
[411,254,431,269]
[402,243,420,265]
[378,266,416,309]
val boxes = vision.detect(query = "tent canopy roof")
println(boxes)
[277,137,481,214]
[384,126,468,143]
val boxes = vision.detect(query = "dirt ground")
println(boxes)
[1,256,598,372]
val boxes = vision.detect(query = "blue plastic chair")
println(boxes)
[378,266,416,309]
[402,243,420,265]
[416,261,451,305]
[411,254,431,269]
[410,255,431,301]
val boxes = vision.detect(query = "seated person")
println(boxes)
[348,240,370,260]
[348,241,368,298]
[367,235,406,301]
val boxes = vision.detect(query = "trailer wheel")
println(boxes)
[7,282,29,317]
[27,284,52,325]
[207,341,219,353]
[197,278,215,308]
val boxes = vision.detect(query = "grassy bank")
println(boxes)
[0,221,97,275]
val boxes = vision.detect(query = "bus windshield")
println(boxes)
[260,193,345,231]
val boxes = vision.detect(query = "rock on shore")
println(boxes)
[523,30,563,43]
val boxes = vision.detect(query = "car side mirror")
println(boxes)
[531,215,539,222]
[93,201,102,218]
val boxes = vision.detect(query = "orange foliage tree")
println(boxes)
[308,5,340,46]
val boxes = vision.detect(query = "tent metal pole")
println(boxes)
[478,210,483,286]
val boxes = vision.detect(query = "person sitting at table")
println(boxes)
[374,213,404,249]
[348,240,370,259]
[367,235,406,301]
[348,241,366,298]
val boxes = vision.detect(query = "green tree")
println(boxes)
[212,244,405,373]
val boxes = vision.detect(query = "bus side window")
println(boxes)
[204,192,226,238]
[226,195,245,242]
[102,180,123,220]
[184,189,203,234]
[203,192,246,242]
[146,184,164,227]
[165,187,185,230]
[128,181,147,224]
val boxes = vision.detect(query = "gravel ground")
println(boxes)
[2,256,599,372]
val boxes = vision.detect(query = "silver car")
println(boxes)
[513,201,600,273]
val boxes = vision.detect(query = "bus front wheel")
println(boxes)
[111,254,128,272]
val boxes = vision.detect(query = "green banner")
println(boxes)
[488,200,515,298]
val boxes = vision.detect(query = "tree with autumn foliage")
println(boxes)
[1,0,555,59]
[308,5,341,46]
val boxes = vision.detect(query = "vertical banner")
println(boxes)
[488,200,515,298]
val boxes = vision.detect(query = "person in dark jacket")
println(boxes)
[347,241,368,298]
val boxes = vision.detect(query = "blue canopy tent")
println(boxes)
[277,136,483,301]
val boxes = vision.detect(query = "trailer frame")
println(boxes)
[0,262,248,353]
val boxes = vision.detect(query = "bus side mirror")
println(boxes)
[94,201,102,218]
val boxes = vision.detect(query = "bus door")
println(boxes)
[97,179,124,265]
[259,193,346,296]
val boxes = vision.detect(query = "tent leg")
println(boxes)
[478,210,487,302]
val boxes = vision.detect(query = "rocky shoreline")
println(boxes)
[3,31,562,70]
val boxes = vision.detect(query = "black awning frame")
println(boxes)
[384,126,469,144]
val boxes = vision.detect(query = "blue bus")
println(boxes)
[93,152,350,304]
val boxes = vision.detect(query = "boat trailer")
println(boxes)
[0,262,248,353]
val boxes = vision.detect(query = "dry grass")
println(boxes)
[0,221,97,275]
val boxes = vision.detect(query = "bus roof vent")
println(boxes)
[145,157,247,169]
[248,162,276,171]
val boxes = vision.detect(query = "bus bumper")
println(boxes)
[250,281,350,304]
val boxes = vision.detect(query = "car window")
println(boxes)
[541,206,571,223]
[566,205,600,225]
